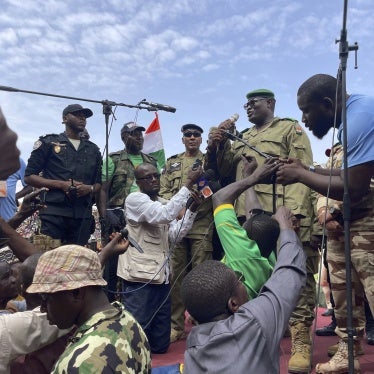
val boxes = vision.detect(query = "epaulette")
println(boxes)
[39,133,59,139]
[109,150,122,157]
[167,154,179,161]
[281,117,298,122]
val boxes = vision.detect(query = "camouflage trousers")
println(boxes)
[327,230,374,338]
[170,237,213,331]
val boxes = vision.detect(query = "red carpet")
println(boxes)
[152,308,374,373]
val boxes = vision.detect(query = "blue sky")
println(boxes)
[0,0,373,165]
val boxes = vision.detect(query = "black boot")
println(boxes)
[365,299,374,345]
[316,310,337,336]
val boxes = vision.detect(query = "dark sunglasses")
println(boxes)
[243,97,269,110]
[183,131,201,138]
[136,173,161,182]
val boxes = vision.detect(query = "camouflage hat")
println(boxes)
[27,245,107,294]
[246,89,275,100]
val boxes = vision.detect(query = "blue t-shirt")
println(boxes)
[0,158,27,220]
[338,94,374,168]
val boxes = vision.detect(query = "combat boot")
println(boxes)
[327,339,364,357]
[288,323,311,373]
[316,339,360,373]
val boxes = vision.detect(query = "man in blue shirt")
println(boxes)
[276,73,374,373]
[0,158,28,220]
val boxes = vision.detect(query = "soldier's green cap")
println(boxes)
[246,89,275,100]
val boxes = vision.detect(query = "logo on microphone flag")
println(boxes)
[143,112,166,170]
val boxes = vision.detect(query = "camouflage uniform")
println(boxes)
[160,151,213,333]
[103,150,157,208]
[52,301,151,374]
[317,144,374,339]
[217,117,317,372]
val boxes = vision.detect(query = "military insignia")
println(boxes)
[51,142,66,153]
[295,125,303,135]
[33,140,42,150]
[170,162,182,172]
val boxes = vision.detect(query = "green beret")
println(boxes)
[181,124,204,133]
[246,89,275,100]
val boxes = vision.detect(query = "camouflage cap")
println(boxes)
[246,89,275,100]
[26,245,107,294]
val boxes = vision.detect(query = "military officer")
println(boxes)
[25,104,102,249]
[212,89,316,374]
[160,124,214,343]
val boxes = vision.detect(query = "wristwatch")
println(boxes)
[308,165,316,172]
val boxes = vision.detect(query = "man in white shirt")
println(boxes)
[118,162,202,353]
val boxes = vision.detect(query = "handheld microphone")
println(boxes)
[186,168,221,208]
[120,228,144,253]
[142,101,176,113]
[230,113,239,123]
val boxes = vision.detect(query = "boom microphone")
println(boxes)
[142,101,176,113]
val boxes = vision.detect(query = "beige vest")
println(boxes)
[117,198,170,284]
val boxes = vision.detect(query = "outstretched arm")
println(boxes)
[276,158,374,202]
[213,156,280,209]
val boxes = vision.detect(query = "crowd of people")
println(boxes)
[0,73,373,374]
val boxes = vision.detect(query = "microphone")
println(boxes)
[120,228,144,253]
[230,113,239,123]
[186,168,221,208]
[142,101,176,113]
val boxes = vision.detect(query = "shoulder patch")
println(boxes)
[33,140,42,150]
[294,124,303,135]
[169,162,182,173]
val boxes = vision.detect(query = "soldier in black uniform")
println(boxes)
[25,104,102,248]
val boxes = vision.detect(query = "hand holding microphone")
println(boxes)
[208,114,240,150]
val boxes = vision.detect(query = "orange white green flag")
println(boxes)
[143,112,166,170]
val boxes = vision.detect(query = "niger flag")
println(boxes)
[143,112,166,170]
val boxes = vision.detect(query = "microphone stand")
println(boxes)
[0,83,175,242]
[335,1,359,372]
[224,130,277,213]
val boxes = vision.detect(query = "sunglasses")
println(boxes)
[243,97,269,110]
[183,131,201,138]
[136,173,161,182]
